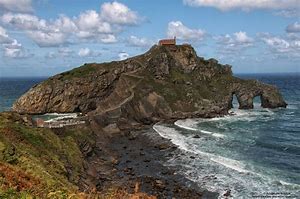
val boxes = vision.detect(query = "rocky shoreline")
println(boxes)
[0,111,220,198]
[75,121,219,198]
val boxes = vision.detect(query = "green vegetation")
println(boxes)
[0,112,88,198]
[60,63,98,80]
[169,68,189,83]
[135,67,223,112]
[58,61,121,81]
[0,112,156,198]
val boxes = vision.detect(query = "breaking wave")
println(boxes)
[153,123,251,174]
[174,120,226,138]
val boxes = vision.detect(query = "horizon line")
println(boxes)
[1,72,300,78]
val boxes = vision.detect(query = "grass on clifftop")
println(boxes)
[0,112,86,198]
[60,63,98,80]
[58,62,119,81]
[136,68,221,112]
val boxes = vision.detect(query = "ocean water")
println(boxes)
[0,74,299,198]
[0,77,46,112]
[154,74,300,198]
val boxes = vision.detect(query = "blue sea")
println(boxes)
[0,77,46,112]
[0,74,299,198]
[153,74,300,198]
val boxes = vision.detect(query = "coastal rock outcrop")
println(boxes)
[13,44,287,124]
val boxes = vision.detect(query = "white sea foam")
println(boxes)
[279,180,300,189]
[43,113,79,122]
[174,120,226,138]
[204,108,275,123]
[210,156,251,174]
[200,130,225,138]
[265,108,274,113]
[174,120,198,131]
[287,104,298,110]
[153,124,189,151]
[153,123,213,157]
[44,113,78,117]
[154,123,247,173]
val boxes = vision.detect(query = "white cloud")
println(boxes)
[263,37,290,52]
[261,34,300,58]
[99,34,117,43]
[58,47,73,57]
[78,48,91,57]
[0,25,12,44]
[167,21,205,41]
[53,15,78,33]
[76,10,112,34]
[183,0,300,11]
[1,13,46,31]
[27,31,68,47]
[45,47,101,59]
[287,32,300,41]
[234,31,253,43]
[45,52,55,59]
[0,26,31,58]
[78,47,101,57]
[118,52,129,60]
[3,39,32,58]
[275,9,300,18]
[76,10,99,30]
[216,31,254,53]
[286,22,300,33]
[100,1,139,25]
[0,0,33,12]
[0,2,140,47]
[127,35,154,48]
[1,13,68,47]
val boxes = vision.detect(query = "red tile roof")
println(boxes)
[159,38,176,45]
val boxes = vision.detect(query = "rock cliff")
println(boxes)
[13,44,287,124]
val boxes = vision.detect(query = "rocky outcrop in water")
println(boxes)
[13,44,287,125]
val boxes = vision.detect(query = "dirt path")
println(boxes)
[98,73,144,114]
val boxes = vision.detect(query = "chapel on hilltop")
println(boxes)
[158,37,176,46]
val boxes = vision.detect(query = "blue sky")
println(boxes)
[0,0,299,77]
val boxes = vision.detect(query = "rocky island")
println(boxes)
[13,44,286,118]
[1,44,287,198]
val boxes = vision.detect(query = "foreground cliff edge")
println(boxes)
[1,44,287,198]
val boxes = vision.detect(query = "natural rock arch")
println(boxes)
[230,92,263,109]
[253,95,262,108]
[229,93,239,109]
[229,93,256,109]
[229,84,286,110]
